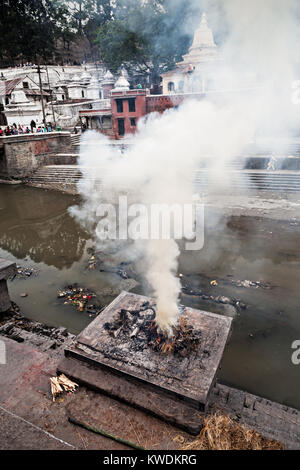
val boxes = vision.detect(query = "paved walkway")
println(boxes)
[1,335,300,449]
[0,406,74,450]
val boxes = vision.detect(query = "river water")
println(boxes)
[1,184,300,410]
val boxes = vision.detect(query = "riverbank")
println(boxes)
[1,304,300,450]
[1,183,300,409]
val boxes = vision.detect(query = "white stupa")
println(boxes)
[179,12,218,66]
[87,75,100,99]
[113,72,130,91]
[68,74,85,99]
[10,90,29,104]
[161,12,221,94]
[102,70,114,85]
[81,70,91,84]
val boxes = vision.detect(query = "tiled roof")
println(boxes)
[25,89,50,96]
[1,77,23,95]
[0,77,49,96]
[54,98,93,104]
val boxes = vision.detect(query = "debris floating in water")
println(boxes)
[9,265,39,281]
[57,284,102,316]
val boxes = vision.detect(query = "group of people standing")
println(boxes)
[0,120,54,136]
[0,124,31,136]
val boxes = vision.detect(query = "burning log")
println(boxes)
[104,303,201,357]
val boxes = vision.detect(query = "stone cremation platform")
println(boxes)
[60,291,232,434]
[0,258,16,312]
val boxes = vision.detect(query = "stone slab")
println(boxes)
[58,355,203,435]
[0,258,16,281]
[209,384,300,450]
[0,406,73,450]
[64,291,232,411]
[0,280,11,312]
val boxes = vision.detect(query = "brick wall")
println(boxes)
[146,94,186,114]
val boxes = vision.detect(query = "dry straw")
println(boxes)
[181,413,284,450]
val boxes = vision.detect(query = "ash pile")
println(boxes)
[104,302,202,358]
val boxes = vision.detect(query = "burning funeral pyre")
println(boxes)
[103,301,201,357]
[66,292,233,411]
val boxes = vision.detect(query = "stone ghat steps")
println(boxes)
[70,134,81,153]
[244,142,300,156]
[28,165,300,192]
[195,170,300,191]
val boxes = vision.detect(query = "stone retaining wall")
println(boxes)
[0,132,72,178]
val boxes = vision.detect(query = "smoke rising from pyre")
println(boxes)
[71,0,300,333]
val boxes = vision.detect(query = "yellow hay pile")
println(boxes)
[181,413,284,450]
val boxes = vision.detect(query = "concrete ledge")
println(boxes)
[0,132,71,143]
[0,133,73,178]
[58,356,203,435]
[0,259,16,281]
[0,406,74,450]
[0,258,16,312]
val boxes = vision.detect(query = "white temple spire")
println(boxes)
[201,11,208,25]
[190,11,216,50]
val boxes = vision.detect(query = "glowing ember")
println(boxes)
[104,303,201,357]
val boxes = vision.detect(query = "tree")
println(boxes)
[94,0,192,84]
[61,0,114,62]
[0,0,71,66]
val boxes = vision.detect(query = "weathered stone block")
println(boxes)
[0,133,72,178]
[0,258,16,312]
[0,280,11,312]
[64,291,232,414]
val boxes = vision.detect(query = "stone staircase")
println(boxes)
[194,169,300,192]
[245,140,300,158]
[70,134,81,154]
[28,165,83,193]
[27,165,300,194]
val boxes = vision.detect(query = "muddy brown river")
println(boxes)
[1,184,300,410]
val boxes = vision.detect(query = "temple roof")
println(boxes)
[10,90,30,104]
[178,12,219,67]
[190,12,216,50]
[114,72,130,91]
[102,70,114,86]
[1,77,50,96]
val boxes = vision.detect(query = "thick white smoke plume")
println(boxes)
[71,0,300,333]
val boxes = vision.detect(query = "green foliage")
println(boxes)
[96,20,148,74]
[0,0,71,65]
[0,0,199,81]
[95,0,192,82]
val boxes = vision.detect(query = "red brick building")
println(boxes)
[111,89,147,138]
[79,72,208,140]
